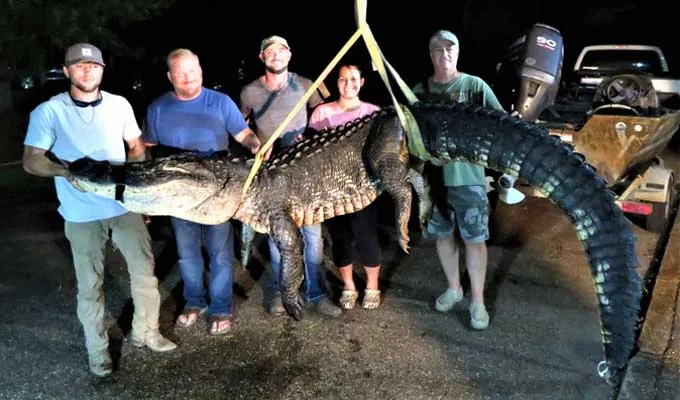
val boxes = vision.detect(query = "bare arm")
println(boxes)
[22,145,68,177]
[233,127,260,154]
[126,137,147,162]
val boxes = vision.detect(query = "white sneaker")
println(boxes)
[469,303,489,330]
[434,288,463,312]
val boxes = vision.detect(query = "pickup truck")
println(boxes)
[573,45,680,108]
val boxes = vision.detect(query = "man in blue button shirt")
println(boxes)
[143,48,262,336]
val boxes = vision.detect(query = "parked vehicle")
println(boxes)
[493,24,679,234]
[573,45,680,109]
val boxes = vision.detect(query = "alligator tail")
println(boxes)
[409,101,642,383]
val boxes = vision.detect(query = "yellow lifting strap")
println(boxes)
[353,0,433,164]
[240,0,431,200]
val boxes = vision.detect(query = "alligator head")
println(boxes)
[68,151,251,225]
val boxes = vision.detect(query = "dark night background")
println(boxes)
[112,0,674,103]
[4,0,677,117]
[1,3,680,396]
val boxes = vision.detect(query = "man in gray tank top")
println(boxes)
[240,35,341,318]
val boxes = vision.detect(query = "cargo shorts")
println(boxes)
[424,185,489,244]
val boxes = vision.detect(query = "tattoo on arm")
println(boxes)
[22,146,69,178]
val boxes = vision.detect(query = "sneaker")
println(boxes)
[311,297,342,318]
[129,329,178,352]
[88,348,113,378]
[469,303,489,330]
[434,288,463,312]
[269,296,286,316]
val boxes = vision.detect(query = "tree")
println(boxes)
[0,0,175,112]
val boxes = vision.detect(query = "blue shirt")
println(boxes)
[143,88,248,154]
[23,91,140,222]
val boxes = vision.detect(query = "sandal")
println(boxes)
[209,316,233,336]
[362,289,381,309]
[176,307,206,328]
[339,290,359,310]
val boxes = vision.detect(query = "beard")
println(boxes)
[264,64,287,75]
[175,85,201,99]
[71,80,100,93]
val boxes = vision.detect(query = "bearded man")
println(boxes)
[22,43,177,378]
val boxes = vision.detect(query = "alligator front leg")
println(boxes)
[408,162,434,232]
[240,223,257,269]
[269,212,305,320]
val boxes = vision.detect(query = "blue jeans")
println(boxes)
[170,217,235,316]
[268,223,326,303]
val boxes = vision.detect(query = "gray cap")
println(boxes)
[64,43,106,66]
[429,30,459,49]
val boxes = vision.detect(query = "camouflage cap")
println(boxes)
[428,30,459,49]
[260,35,290,53]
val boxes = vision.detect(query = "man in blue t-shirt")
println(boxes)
[23,43,177,378]
[143,48,262,336]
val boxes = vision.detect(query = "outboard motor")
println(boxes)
[494,23,564,121]
[489,23,564,206]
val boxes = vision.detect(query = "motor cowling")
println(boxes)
[495,23,564,121]
[515,24,564,120]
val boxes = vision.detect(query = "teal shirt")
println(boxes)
[412,73,504,186]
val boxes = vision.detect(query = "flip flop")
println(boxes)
[209,316,233,336]
[176,307,206,328]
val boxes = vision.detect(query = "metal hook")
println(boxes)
[597,360,610,380]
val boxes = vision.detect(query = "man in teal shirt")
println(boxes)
[412,30,504,330]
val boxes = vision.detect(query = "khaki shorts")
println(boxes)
[424,185,489,244]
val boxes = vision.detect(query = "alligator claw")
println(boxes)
[283,293,304,321]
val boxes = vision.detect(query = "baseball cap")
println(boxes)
[260,35,290,52]
[428,30,459,49]
[64,43,106,66]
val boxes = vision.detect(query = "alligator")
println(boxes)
[68,108,417,317]
[67,101,641,385]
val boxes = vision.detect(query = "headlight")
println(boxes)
[20,76,35,90]
[132,80,144,91]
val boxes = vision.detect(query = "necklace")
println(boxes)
[70,93,100,125]
[73,102,96,125]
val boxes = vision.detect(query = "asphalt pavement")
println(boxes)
[1,158,674,399]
